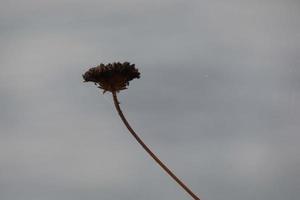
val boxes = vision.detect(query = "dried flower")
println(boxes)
[82,62,140,93]
[82,62,201,200]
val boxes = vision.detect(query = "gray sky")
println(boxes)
[1,0,300,200]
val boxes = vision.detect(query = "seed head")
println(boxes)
[83,62,140,93]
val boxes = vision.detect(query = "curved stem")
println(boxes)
[112,91,200,200]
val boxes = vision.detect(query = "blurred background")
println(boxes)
[0,0,299,199]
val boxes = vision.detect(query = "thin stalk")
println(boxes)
[112,91,200,200]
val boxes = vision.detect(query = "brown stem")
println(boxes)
[112,91,200,200]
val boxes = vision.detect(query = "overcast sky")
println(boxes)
[1,0,300,200]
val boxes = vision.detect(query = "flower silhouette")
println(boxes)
[82,62,200,200]
[82,62,140,93]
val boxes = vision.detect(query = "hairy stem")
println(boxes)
[112,91,200,200]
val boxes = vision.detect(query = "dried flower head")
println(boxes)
[83,62,140,93]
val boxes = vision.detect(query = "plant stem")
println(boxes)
[112,91,200,200]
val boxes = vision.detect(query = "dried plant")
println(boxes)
[83,62,201,200]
